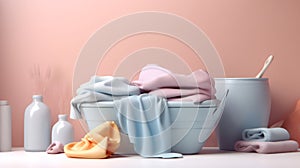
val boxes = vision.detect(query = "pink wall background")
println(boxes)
[0,0,300,147]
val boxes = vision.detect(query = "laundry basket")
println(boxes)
[79,93,227,154]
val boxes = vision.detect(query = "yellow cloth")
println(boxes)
[64,121,120,159]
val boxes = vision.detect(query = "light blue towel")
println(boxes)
[114,94,175,157]
[70,76,140,119]
[242,127,290,142]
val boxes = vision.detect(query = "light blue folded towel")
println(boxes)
[114,94,181,158]
[242,127,290,142]
[70,76,140,119]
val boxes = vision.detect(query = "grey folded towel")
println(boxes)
[242,127,290,142]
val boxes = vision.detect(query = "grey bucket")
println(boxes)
[214,78,271,150]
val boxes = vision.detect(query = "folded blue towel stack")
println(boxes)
[242,127,290,142]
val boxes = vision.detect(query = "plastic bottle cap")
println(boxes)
[33,95,43,99]
[0,100,8,105]
[59,114,68,120]
[32,95,43,101]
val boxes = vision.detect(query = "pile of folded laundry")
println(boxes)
[132,64,216,102]
[70,64,216,120]
[234,127,299,154]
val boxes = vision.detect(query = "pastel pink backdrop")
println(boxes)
[0,0,299,147]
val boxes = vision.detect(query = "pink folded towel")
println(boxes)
[132,64,215,102]
[132,64,214,91]
[234,140,299,154]
[149,88,211,98]
[168,94,211,102]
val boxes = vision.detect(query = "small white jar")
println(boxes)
[52,114,74,145]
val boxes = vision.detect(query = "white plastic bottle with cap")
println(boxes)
[24,95,51,152]
[0,100,12,152]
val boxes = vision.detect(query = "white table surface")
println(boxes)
[0,147,299,168]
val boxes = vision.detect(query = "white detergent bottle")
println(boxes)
[0,100,12,152]
[24,95,51,152]
[51,114,74,145]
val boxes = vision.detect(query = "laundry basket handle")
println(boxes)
[198,90,229,143]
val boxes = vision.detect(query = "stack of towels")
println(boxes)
[132,64,216,102]
[234,127,299,154]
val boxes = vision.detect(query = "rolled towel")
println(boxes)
[234,140,299,154]
[242,127,290,142]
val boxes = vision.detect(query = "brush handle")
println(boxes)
[256,55,274,78]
